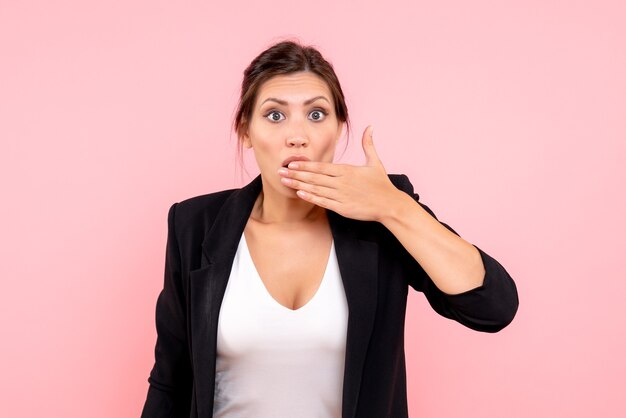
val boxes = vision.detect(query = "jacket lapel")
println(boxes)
[189,175,379,418]
[190,176,261,418]
[328,210,379,418]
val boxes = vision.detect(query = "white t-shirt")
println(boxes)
[212,232,349,418]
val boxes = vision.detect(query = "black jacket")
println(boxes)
[141,174,519,418]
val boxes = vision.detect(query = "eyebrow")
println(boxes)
[260,96,331,106]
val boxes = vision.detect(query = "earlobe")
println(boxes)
[242,133,252,149]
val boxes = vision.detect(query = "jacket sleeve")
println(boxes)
[391,174,519,333]
[141,202,193,417]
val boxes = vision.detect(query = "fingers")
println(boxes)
[295,190,340,212]
[362,125,381,167]
[279,174,340,197]
[286,160,344,176]
[278,166,339,188]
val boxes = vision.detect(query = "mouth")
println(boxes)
[281,155,311,168]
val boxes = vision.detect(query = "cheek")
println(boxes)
[249,132,280,164]
[247,124,271,150]
[321,127,340,149]
[317,135,338,161]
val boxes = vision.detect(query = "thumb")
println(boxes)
[362,125,381,166]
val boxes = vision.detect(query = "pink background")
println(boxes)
[1,1,625,417]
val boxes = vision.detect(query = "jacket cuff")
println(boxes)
[440,244,519,333]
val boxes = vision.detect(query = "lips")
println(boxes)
[281,155,310,168]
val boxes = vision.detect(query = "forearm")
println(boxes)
[379,190,485,295]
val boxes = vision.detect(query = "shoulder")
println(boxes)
[388,173,419,200]
[387,173,440,221]
[167,187,240,235]
[177,187,238,214]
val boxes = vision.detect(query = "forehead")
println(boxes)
[256,72,332,104]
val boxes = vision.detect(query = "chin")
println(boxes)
[279,185,301,199]
[262,175,298,197]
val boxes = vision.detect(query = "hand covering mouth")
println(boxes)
[281,156,311,168]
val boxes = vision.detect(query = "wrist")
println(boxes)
[378,189,419,225]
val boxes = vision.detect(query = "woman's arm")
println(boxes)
[380,189,485,295]
[279,127,519,331]
[386,175,519,333]
[141,203,193,417]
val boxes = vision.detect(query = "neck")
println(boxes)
[251,180,326,225]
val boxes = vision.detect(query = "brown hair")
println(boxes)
[232,39,351,170]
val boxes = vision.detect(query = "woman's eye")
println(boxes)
[264,109,327,123]
[309,109,327,121]
[265,111,285,122]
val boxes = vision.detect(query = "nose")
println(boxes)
[287,135,309,148]
[286,116,310,147]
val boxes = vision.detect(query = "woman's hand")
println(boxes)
[280,126,488,295]
[277,125,405,222]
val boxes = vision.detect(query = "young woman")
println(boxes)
[141,40,519,418]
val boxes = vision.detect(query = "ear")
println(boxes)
[242,131,252,149]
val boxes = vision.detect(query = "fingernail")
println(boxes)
[288,162,299,169]
[278,167,288,175]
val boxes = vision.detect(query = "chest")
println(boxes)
[243,222,333,311]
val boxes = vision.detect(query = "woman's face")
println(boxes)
[242,71,344,197]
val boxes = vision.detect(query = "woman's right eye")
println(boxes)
[265,111,285,122]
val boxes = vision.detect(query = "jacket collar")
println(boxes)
[192,174,379,418]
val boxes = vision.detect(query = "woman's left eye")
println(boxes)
[309,109,327,121]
